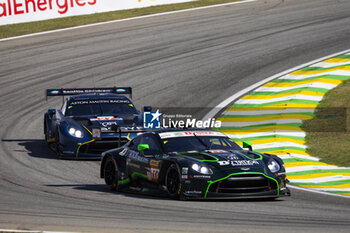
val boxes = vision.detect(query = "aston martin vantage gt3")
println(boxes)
[44,87,144,158]
[100,129,290,200]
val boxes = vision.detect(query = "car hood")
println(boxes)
[177,150,267,172]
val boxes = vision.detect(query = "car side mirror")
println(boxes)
[123,115,139,124]
[138,144,150,152]
[144,106,152,112]
[48,109,56,115]
[243,141,252,151]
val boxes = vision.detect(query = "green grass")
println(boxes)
[302,79,350,167]
[0,0,240,39]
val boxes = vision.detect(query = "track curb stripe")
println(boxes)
[213,51,350,196]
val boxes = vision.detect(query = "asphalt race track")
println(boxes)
[1,0,350,232]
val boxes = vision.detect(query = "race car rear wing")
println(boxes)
[46,87,132,100]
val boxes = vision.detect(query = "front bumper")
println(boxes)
[181,172,289,199]
[60,136,130,158]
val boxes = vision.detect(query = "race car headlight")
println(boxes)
[267,159,280,173]
[68,127,83,138]
[191,163,213,175]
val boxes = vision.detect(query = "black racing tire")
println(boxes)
[44,118,53,147]
[104,157,120,191]
[55,131,63,159]
[165,164,182,199]
[44,119,48,142]
[44,119,64,159]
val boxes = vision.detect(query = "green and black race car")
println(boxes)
[100,129,290,200]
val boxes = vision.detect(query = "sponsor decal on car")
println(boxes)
[62,150,74,155]
[181,175,188,179]
[116,88,127,92]
[218,160,259,166]
[101,121,118,127]
[182,167,189,174]
[128,151,149,163]
[225,154,240,160]
[70,99,130,105]
[119,148,128,156]
[97,116,115,121]
[50,90,60,94]
[150,160,160,167]
[185,190,202,195]
[192,175,211,179]
[90,117,123,121]
[92,127,101,139]
[148,160,160,182]
[207,150,229,153]
[127,161,141,169]
[240,167,251,171]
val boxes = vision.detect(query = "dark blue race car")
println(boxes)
[44,87,145,159]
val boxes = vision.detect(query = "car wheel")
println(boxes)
[104,157,120,191]
[44,119,53,148]
[44,120,49,143]
[55,131,63,158]
[165,164,182,199]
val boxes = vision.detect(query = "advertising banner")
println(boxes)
[0,0,193,25]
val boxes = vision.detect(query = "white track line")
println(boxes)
[254,83,338,92]
[225,131,306,139]
[311,61,350,68]
[311,187,350,191]
[235,95,323,104]
[252,142,307,150]
[278,153,320,161]
[0,0,256,42]
[288,185,350,199]
[286,165,345,173]
[222,109,315,115]
[289,175,350,183]
[279,70,350,80]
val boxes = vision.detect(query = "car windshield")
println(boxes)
[65,99,138,116]
[162,136,242,153]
